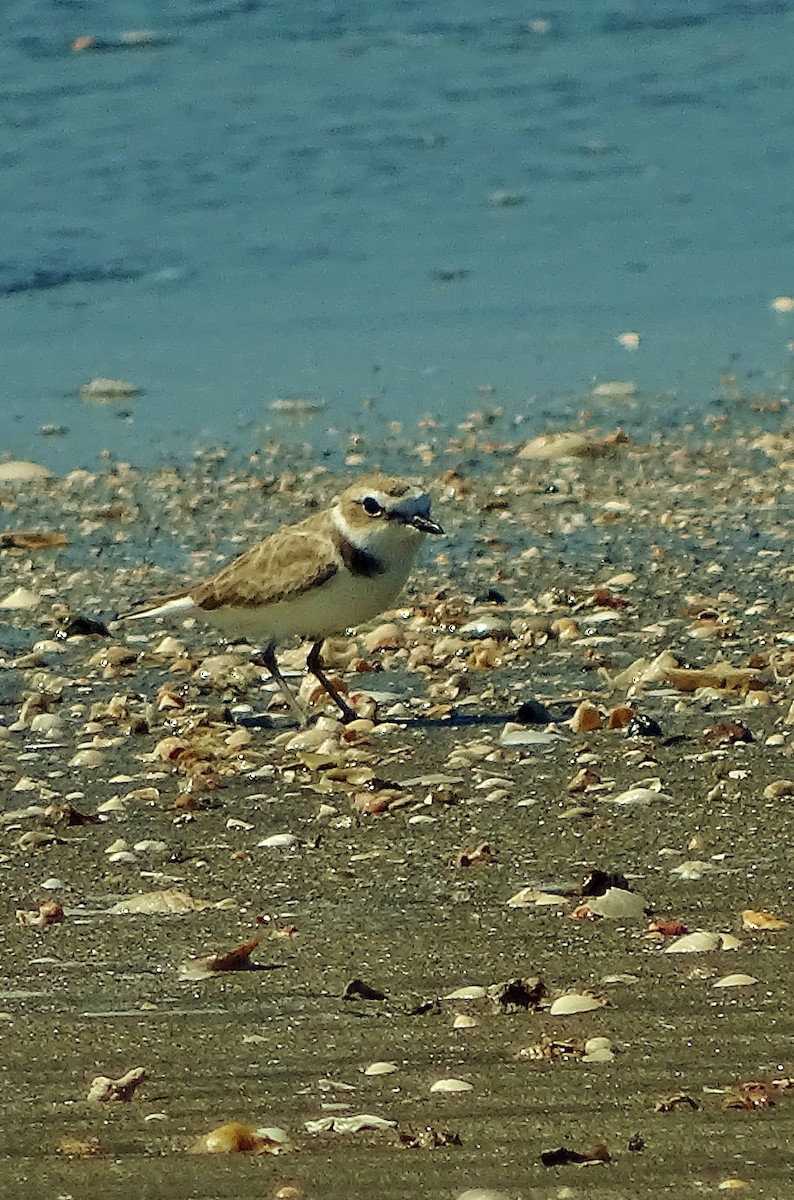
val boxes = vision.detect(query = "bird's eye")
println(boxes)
[362,496,383,517]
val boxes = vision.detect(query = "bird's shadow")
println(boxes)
[237,708,561,732]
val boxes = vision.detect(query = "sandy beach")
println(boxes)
[1,409,793,1199]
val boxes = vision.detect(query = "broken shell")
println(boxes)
[762,779,794,800]
[569,701,602,732]
[105,838,130,855]
[108,889,224,914]
[87,1066,147,1103]
[192,1121,282,1154]
[459,617,512,640]
[719,934,743,951]
[16,899,65,927]
[153,635,187,656]
[362,622,404,652]
[742,909,789,931]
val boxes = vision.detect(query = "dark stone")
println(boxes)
[581,868,630,898]
[626,713,662,738]
[515,698,553,724]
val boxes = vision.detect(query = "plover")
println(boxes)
[121,473,443,723]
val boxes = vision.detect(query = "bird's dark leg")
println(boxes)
[257,642,307,726]
[306,639,359,723]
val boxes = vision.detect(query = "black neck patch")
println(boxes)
[334,529,386,578]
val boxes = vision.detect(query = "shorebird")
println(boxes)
[122,473,443,723]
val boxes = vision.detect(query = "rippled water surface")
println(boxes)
[2,0,794,469]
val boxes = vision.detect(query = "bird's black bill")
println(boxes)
[407,513,444,535]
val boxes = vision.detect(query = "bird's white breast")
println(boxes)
[197,531,421,644]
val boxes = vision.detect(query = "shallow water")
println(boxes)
[2,1,794,471]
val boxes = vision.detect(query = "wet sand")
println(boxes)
[1,409,793,1199]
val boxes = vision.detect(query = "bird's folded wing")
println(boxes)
[191,526,340,611]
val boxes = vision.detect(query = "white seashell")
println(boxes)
[257,833,298,849]
[68,749,104,768]
[670,860,713,880]
[304,1114,396,1134]
[256,1125,290,1143]
[459,618,512,639]
[29,713,63,735]
[584,1037,613,1054]
[719,934,742,951]
[664,930,722,954]
[591,380,638,398]
[105,838,129,855]
[456,1190,513,1200]
[582,1045,615,1063]
[608,787,671,807]
[430,1078,474,1093]
[363,1061,398,1076]
[153,636,187,656]
[107,851,137,864]
[40,878,64,890]
[499,725,562,748]
[506,887,567,908]
[362,622,405,652]
[133,840,168,855]
[0,460,52,481]
[585,888,647,919]
[285,727,337,751]
[0,586,40,609]
[452,1013,480,1029]
[549,993,605,1016]
[96,797,126,812]
[713,973,757,988]
[443,986,486,1000]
